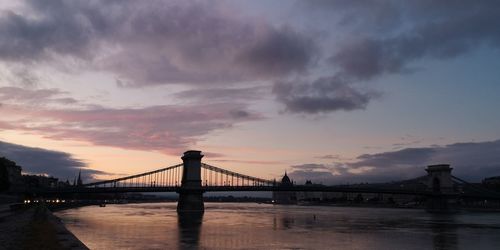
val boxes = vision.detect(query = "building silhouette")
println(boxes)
[0,157,23,192]
[272,172,297,204]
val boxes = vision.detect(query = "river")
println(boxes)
[54,202,500,249]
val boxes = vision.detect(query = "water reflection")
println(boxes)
[177,211,204,249]
[431,215,458,250]
[280,215,295,229]
[273,213,319,230]
[54,203,500,250]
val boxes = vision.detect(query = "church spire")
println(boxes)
[77,170,83,186]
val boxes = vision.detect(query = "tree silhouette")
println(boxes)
[0,158,11,191]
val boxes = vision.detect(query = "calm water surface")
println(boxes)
[55,203,500,249]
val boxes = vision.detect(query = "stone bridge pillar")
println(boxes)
[425,164,457,212]
[177,150,204,213]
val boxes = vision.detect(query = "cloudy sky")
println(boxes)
[0,0,499,183]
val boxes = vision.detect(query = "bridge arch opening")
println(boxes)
[432,177,441,193]
[426,164,453,194]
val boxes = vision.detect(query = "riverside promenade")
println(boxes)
[0,204,88,250]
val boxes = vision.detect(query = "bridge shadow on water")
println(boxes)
[177,211,204,249]
[430,214,458,250]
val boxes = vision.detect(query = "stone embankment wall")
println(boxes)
[0,204,88,250]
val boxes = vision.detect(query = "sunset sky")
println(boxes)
[1,0,500,184]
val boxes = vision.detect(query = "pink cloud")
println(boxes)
[0,102,262,155]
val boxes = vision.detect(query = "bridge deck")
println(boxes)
[35,185,429,195]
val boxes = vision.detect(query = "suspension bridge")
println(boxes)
[33,150,500,213]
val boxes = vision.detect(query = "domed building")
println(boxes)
[272,172,297,204]
[281,172,292,186]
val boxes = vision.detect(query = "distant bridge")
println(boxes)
[34,150,500,212]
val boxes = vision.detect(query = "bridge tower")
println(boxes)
[425,164,457,212]
[177,150,204,213]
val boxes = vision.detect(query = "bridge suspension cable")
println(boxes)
[201,163,274,187]
[451,175,500,199]
[83,163,183,188]
[80,162,275,190]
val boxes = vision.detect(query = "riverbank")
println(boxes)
[0,204,88,250]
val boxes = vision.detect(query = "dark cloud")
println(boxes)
[329,39,401,80]
[429,141,500,180]
[289,139,500,184]
[273,76,379,114]
[1,0,498,116]
[278,0,500,114]
[0,0,118,63]
[0,140,105,182]
[352,148,436,168]
[321,1,500,80]
[287,162,379,184]
[0,0,317,86]
[288,163,346,184]
[237,26,318,76]
[300,0,401,32]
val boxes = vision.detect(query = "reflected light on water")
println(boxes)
[55,203,500,250]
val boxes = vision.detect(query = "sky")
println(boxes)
[0,0,500,184]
